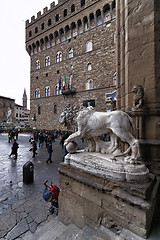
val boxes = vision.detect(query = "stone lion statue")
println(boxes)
[59,105,140,164]
[132,84,144,109]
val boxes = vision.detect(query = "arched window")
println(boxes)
[77,19,83,34]
[49,34,54,46]
[41,23,44,30]
[35,27,38,34]
[86,79,93,90]
[86,40,92,52]
[48,19,52,26]
[60,28,65,42]
[55,84,59,95]
[88,63,92,71]
[32,43,36,54]
[35,89,40,98]
[83,16,89,31]
[71,4,75,13]
[29,31,32,37]
[55,14,59,22]
[65,25,71,39]
[44,86,50,97]
[103,4,111,22]
[96,9,102,25]
[90,13,95,28]
[81,0,85,7]
[54,31,60,44]
[36,41,40,52]
[45,36,50,48]
[36,60,40,70]
[69,48,73,58]
[28,45,32,55]
[71,22,77,37]
[63,9,67,17]
[54,104,57,114]
[56,51,62,63]
[38,106,41,115]
[45,56,50,66]
[40,38,44,50]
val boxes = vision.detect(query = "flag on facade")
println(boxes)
[59,77,61,90]
[59,77,61,94]
[63,76,66,90]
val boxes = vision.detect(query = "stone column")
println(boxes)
[116,0,160,175]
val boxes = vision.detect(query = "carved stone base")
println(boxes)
[58,153,159,238]
[64,151,149,183]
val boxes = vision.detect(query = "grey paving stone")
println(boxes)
[29,220,37,233]
[5,219,29,240]
[0,211,18,238]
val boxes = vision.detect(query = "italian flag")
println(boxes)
[63,76,66,90]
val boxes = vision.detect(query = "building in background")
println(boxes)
[0,96,15,128]
[0,90,30,129]
[15,89,30,128]
[25,0,116,130]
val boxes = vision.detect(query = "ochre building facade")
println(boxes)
[25,0,116,130]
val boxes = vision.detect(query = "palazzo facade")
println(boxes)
[25,0,116,130]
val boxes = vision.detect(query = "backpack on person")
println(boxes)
[43,181,60,214]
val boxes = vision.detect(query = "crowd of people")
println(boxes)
[8,128,71,162]
[28,129,71,163]
[8,130,19,143]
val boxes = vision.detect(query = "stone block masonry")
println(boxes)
[58,162,159,238]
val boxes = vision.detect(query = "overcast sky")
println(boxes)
[0,0,58,109]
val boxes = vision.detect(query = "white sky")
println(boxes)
[0,0,58,109]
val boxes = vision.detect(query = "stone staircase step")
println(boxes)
[21,216,128,240]
[72,225,96,240]
[22,216,67,240]
[90,226,123,240]
[55,223,82,240]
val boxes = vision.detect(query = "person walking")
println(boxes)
[29,139,37,158]
[38,131,44,148]
[9,139,19,160]
[46,138,53,164]
[8,131,11,143]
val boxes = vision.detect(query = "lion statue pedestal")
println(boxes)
[58,153,159,238]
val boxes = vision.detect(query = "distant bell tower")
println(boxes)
[23,88,27,110]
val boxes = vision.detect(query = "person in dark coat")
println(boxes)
[29,140,37,158]
[46,139,53,164]
[9,139,19,159]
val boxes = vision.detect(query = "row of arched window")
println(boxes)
[35,40,92,70]
[34,72,116,99]
[27,2,116,56]
[29,0,88,38]
[34,78,94,99]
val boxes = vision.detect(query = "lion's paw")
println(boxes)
[124,156,138,164]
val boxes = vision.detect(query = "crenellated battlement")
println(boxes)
[25,0,67,27]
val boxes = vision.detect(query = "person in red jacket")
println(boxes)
[43,181,60,214]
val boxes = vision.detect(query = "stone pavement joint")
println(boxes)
[0,133,67,239]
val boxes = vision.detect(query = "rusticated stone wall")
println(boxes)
[116,0,160,175]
